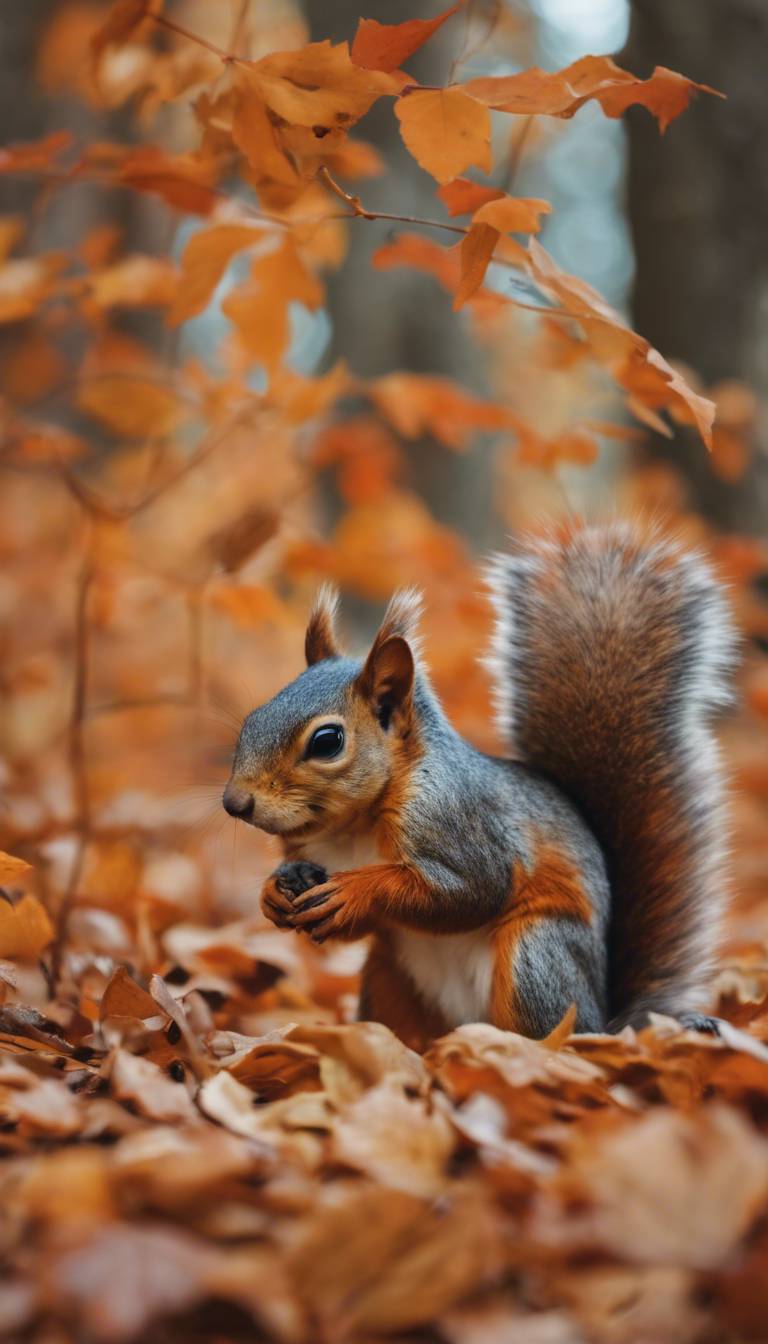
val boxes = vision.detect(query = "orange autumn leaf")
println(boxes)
[395,87,492,184]
[369,373,514,449]
[0,130,72,174]
[77,375,189,439]
[437,177,504,217]
[513,422,599,471]
[0,216,24,264]
[351,3,463,73]
[222,235,323,374]
[524,238,715,447]
[463,55,723,132]
[87,255,178,310]
[474,195,551,234]
[454,197,549,307]
[231,69,299,188]
[0,853,32,886]
[0,328,67,405]
[0,253,67,324]
[454,222,498,309]
[372,231,461,294]
[0,894,53,961]
[100,965,159,1020]
[168,223,266,326]
[113,147,219,215]
[90,0,159,66]
[246,41,401,131]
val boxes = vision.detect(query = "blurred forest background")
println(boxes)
[2,3,768,1341]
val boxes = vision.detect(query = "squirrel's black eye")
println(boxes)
[306,724,344,760]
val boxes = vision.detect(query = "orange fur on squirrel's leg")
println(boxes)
[359,934,448,1053]
[491,844,594,1032]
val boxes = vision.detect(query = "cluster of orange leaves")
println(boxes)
[1,2,768,1341]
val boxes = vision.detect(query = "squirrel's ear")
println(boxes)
[358,634,414,723]
[305,585,342,665]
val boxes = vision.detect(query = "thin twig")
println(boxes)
[151,12,235,62]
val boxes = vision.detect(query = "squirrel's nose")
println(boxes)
[223,787,255,822]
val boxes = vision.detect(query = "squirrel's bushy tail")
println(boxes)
[487,521,737,1029]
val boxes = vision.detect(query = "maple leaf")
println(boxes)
[395,87,492,184]
[351,3,464,73]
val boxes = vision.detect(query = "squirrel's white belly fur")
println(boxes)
[392,928,493,1025]
[309,834,493,1026]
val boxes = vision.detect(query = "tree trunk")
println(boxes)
[624,0,768,531]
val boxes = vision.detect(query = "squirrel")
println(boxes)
[223,521,737,1051]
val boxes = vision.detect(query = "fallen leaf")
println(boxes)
[0,894,53,961]
[109,1047,196,1122]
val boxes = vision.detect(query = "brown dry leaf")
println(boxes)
[286,1021,427,1102]
[109,1048,196,1122]
[0,852,32,886]
[351,3,463,73]
[395,87,492,184]
[76,375,190,439]
[0,893,53,961]
[47,1223,215,1341]
[100,966,159,1021]
[289,1184,504,1335]
[168,222,265,325]
[544,1106,768,1270]
[331,1078,455,1195]
[246,41,401,131]
[0,1058,83,1136]
[463,54,723,132]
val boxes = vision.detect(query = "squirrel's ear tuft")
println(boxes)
[375,588,423,652]
[358,634,414,723]
[305,585,342,665]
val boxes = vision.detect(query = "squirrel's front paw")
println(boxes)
[286,872,370,943]
[261,861,327,928]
